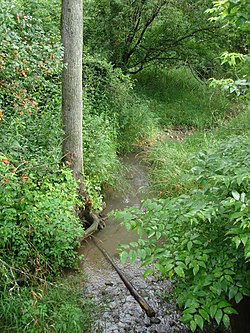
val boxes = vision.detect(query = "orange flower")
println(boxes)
[32,101,38,107]
[2,158,10,165]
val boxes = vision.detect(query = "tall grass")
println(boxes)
[0,275,95,333]
[132,66,248,196]
[134,67,232,129]
[147,107,250,196]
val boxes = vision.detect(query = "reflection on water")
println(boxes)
[79,153,149,269]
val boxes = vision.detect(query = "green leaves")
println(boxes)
[215,308,223,325]
[117,137,250,332]
[174,266,185,278]
[194,314,204,330]
[0,159,84,283]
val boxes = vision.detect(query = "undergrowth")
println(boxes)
[146,105,250,196]
[0,274,95,333]
[132,66,247,197]
[134,67,232,129]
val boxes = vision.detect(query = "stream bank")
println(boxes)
[80,154,188,333]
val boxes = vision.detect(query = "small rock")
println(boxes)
[105,280,114,286]
[150,317,161,324]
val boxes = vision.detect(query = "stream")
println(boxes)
[80,154,188,333]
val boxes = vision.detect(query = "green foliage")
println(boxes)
[18,0,61,36]
[0,155,83,280]
[83,54,159,154]
[210,76,250,99]
[0,276,94,333]
[207,0,250,31]
[82,104,122,209]
[146,107,250,197]
[209,51,250,100]
[0,2,83,282]
[116,96,160,152]
[0,2,63,165]
[84,0,228,76]
[116,137,250,332]
[206,0,250,100]
[135,67,231,129]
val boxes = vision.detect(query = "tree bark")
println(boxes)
[61,0,83,183]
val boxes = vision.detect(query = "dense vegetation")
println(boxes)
[0,0,249,332]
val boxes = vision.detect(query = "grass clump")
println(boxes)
[0,275,95,333]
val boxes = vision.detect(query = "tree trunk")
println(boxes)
[61,0,83,183]
[60,0,104,231]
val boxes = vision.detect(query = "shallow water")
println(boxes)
[80,153,149,269]
[79,154,190,333]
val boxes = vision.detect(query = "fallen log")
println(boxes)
[92,237,156,318]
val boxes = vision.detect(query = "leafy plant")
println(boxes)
[0,154,84,281]
[206,0,250,100]
[115,137,250,332]
[0,1,63,166]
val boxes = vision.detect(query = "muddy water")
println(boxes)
[80,154,188,333]
[80,153,149,268]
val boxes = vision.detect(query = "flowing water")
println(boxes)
[79,154,188,333]
[80,153,149,268]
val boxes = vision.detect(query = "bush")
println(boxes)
[0,2,63,166]
[0,155,83,282]
[116,137,250,332]
[83,54,160,153]
[82,103,122,209]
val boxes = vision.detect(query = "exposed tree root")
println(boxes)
[81,211,106,240]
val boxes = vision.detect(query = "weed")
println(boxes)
[0,274,95,333]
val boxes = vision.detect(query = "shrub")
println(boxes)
[0,155,83,282]
[116,137,250,332]
[0,1,63,166]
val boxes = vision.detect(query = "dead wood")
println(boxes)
[92,237,156,318]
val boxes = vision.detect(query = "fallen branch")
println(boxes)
[92,237,156,318]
